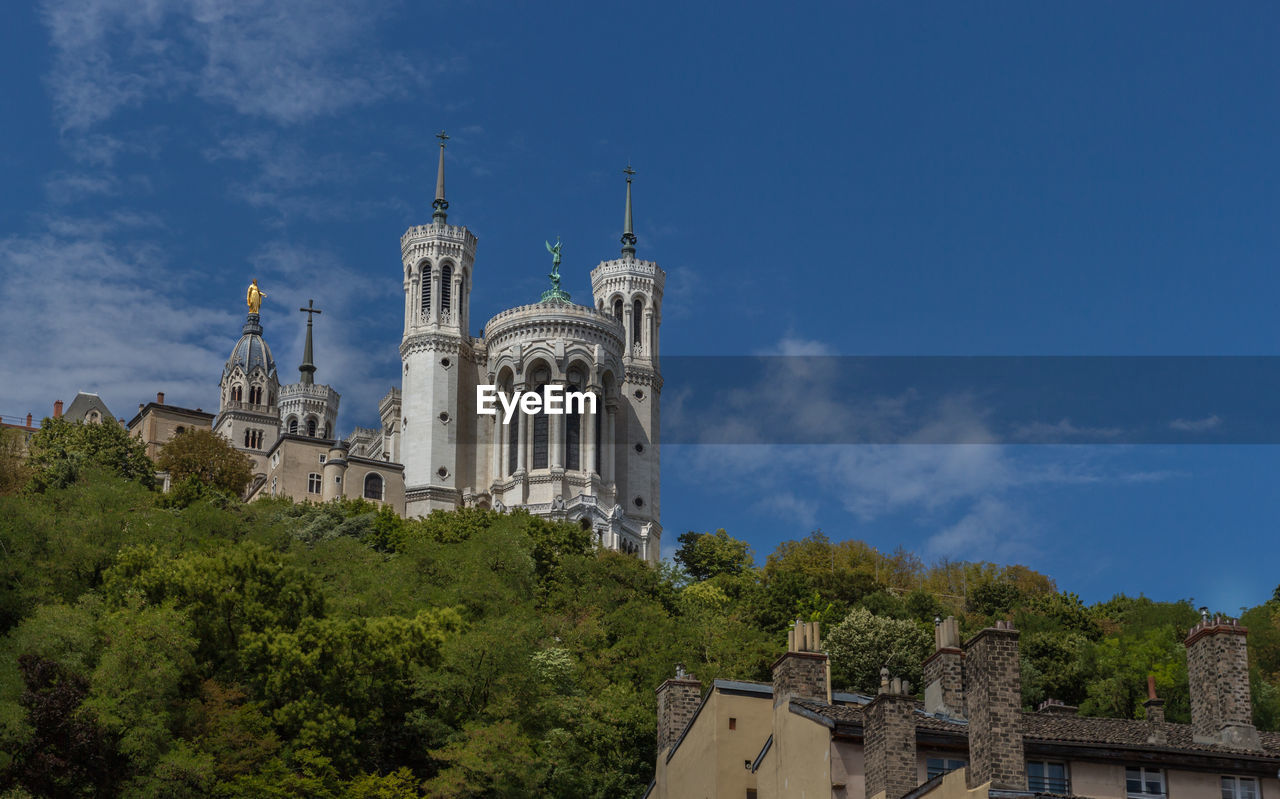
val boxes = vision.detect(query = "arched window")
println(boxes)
[288,417,298,434]
[507,413,519,475]
[632,299,643,345]
[249,385,262,405]
[612,298,623,320]
[420,262,432,316]
[231,385,242,402]
[565,385,581,471]
[364,473,383,500]
[532,382,548,469]
[307,418,317,437]
[441,264,453,312]
[244,429,252,447]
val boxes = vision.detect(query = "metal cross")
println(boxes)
[623,163,636,180]
[436,130,450,148]
[299,299,323,319]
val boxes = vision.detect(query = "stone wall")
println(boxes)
[963,621,1024,790]
[655,673,702,754]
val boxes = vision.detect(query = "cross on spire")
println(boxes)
[621,163,637,258]
[298,299,322,386]
[433,130,449,223]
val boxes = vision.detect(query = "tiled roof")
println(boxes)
[790,697,1280,759]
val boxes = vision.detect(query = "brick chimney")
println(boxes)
[923,615,964,718]
[865,668,918,799]
[963,620,1025,790]
[1144,675,1167,744]
[25,413,32,428]
[655,666,702,755]
[1185,616,1260,750]
[772,620,830,705]
[156,392,165,405]
[53,400,63,418]
[1035,699,1078,716]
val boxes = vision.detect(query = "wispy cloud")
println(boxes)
[1170,414,1222,433]
[0,213,234,420]
[41,0,430,133]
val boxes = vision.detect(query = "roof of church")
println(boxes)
[63,392,119,426]
[225,313,277,378]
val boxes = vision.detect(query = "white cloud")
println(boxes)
[1170,414,1222,433]
[41,0,429,132]
[0,214,234,421]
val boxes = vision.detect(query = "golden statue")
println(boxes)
[246,279,267,314]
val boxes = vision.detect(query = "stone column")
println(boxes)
[452,271,462,328]
[623,303,634,357]
[604,403,616,484]
[550,386,564,469]
[490,415,502,487]
[515,384,527,473]
[584,389,598,477]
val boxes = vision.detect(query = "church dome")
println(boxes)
[225,314,277,378]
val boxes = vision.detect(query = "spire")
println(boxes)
[621,164,637,258]
[433,130,449,224]
[299,299,322,386]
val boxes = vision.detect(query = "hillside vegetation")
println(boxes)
[2,426,1280,797]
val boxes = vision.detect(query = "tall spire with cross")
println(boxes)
[298,299,322,386]
[621,164,637,258]
[433,130,450,224]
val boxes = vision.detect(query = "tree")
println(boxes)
[825,606,933,695]
[25,416,154,492]
[674,529,753,580]
[0,427,29,496]
[156,429,254,499]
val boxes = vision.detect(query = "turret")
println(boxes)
[400,131,479,516]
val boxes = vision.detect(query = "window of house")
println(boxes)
[307,473,321,494]
[728,717,736,730]
[612,297,623,320]
[319,454,327,464]
[926,758,966,780]
[1222,776,1260,799]
[271,452,280,468]
[1027,761,1068,793]
[364,473,383,501]
[270,477,277,496]
[1126,767,1165,798]
[175,426,185,435]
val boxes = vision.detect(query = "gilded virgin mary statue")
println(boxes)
[246,280,267,314]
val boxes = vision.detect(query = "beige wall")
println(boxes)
[129,406,213,459]
[830,739,863,799]
[759,701,831,799]
[656,686,773,799]
[255,437,404,515]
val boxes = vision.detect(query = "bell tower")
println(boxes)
[400,132,478,517]
[591,166,664,557]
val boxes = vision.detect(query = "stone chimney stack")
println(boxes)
[865,668,918,799]
[1185,616,1260,750]
[772,620,830,705]
[1144,675,1167,744]
[963,620,1025,790]
[157,392,165,405]
[655,666,702,755]
[53,400,63,418]
[923,615,964,718]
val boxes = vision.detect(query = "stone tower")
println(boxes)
[400,132,479,516]
[278,299,340,440]
[216,308,280,475]
[590,167,664,544]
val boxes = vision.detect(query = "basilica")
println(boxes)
[207,139,664,562]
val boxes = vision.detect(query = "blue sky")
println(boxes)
[3,1,1280,611]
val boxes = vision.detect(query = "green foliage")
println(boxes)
[9,468,1280,797]
[0,427,29,496]
[674,528,754,580]
[826,606,933,694]
[25,416,154,492]
[156,428,255,503]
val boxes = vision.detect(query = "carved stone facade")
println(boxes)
[395,152,664,561]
